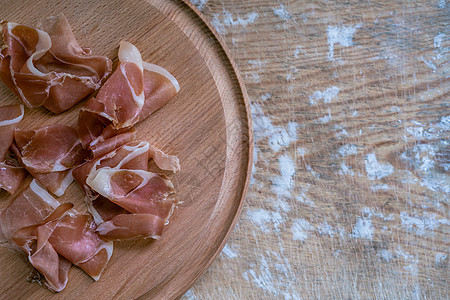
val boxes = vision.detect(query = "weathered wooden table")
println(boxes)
[183,0,449,299]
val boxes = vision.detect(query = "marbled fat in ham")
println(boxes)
[0,14,112,113]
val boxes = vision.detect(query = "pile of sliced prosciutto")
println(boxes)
[0,14,180,292]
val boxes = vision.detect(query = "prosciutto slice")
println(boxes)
[0,15,112,113]
[14,125,89,173]
[73,140,179,240]
[0,104,26,194]
[78,41,179,148]
[0,180,113,291]
[12,125,89,196]
[0,153,27,194]
[0,180,71,291]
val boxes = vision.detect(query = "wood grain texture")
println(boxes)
[0,0,251,299]
[182,0,449,299]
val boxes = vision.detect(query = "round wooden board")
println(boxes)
[0,0,252,299]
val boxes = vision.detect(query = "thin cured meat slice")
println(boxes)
[15,125,89,173]
[0,179,60,248]
[73,140,179,194]
[12,125,89,196]
[73,140,179,240]
[73,140,152,190]
[96,214,164,241]
[0,104,24,160]
[13,146,73,197]
[90,171,176,241]
[0,15,112,113]
[87,169,176,220]
[140,61,179,121]
[0,163,26,194]
[12,202,74,292]
[0,104,26,194]
[48,214,113,281]
[0,154,27,194]
[73,140,152,224]
[78,41,179,148]
[0,180,113,290]
[0,180,71,291]
[89,128,136,160]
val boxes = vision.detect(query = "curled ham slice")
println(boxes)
[96,214,164,241]
[12,125,89,196]
[14,125,89,173]
[0,104,24,159]
[0,180,70,291]
[0,180,113,291]
[0,153,27,194]
[73,140,179,240]
[78,41,179,148]
[0,15,112,113]
[48,214,113,281]
[0,104,26,194]
[87,169,175,219]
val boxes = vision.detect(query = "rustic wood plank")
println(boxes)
[183,0,449,299]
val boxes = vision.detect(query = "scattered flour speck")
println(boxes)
[271,154,296,199]
[291,219,314,241]
[222,243,238,258]
[351,216,374,240]
[370,184,390,192]
[365,152,394,180]
[211,9,258,35]
[339,162,354,176]
[272,4,291,20]
[435,253,447,265]
[189,0,208,11]
[327,24,360,61]
[261,93,272,101]
[251,103,298,152]
[377,249,393,262]
[400,211,449,236]
[338,144,357,156]
[247,209,284,233]
[309,86,340,104]
[317,111,332,123]
[268,122,298,152]
[317,221,336,237]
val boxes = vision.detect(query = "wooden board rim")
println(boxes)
[174,1,253,297]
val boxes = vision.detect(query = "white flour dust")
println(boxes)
[272,4,292,20]
[271,154,296,199]
[351,216,374,240]
[222,243,238,259]
[317,110,332,123]
[365,152,394,180]
[327,24,360,61]
[291,218,314,241]
[251,103,298,152]
[309,86,340,104]
[211,9,258,35]
[189,0,208,11]
[400,211,449,236]
[247,208,284,233]
[338,144,357,157]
